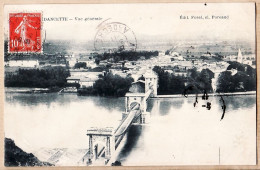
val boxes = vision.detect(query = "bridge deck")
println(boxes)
[114,109,141,137]
[114,89,152,137]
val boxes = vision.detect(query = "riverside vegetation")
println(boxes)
[4,61,256,96]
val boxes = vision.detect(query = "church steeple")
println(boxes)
[237,48,243,63]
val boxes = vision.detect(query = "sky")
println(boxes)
[4,3,256,43]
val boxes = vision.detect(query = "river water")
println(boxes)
[4,91,256,165]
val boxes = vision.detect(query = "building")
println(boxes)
[237,49,243,63]
[66,78,80,84]
[177,61,193,71]
[170,51,184,61]
[158,51,165,56]
[224,49,255,68]
[68,58,77,68]
[77,58,97,68]
[67,71,103,88]
[173,72,188,77]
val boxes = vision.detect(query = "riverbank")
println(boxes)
[154,91,256,98]
[4,87,62,93]
[4,87,256,98]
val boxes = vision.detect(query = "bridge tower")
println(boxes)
[144,70,158,97]
[86,127,115,164]
[124,70,158,124]
[125,93,146,113]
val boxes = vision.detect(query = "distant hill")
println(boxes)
[5,138,53,167]
[4,38,255,56]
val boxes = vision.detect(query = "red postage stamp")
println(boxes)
[9,13,42,53]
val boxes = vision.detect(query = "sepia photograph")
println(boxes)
[3,3,257,167]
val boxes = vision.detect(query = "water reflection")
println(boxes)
[147,98,184,116]
[223,95,256,110]
[116,125,143,163]
[5,93,125,112]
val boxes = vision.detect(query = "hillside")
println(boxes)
[5,138,53,167]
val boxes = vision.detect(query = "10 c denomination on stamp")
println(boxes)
[9,13,42,53]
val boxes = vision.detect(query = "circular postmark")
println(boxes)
[94,22,137,52]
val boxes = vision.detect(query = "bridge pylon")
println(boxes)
[144,70,158,97]
[86,127,115,165]
[124,93,150,124]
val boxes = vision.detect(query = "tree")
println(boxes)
[227,61,246,72]
[217,62,256,92]
[153,66,186,95]
[138,75,145,81]
[216,70,256,93]
[74,62,86,69]
[78,73,134,97]
[95,58,100,65]
[186,68,214,93]
[197,69,214,92]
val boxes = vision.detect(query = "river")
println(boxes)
[4,90,256,166]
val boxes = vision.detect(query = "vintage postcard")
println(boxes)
[3,3,257,167]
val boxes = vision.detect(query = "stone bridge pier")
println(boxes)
[86,127,115,164]
[123,70,158,124]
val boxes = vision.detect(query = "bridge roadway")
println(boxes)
[114,89,153,136]
[114,104,141,136]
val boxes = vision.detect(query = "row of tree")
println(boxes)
[152,66,215,95]
[94,51,159,64]
[5,67,70,88]
[5,61,255,95]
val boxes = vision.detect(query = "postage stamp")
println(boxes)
[9,13,42,53]
[94,22,137,52]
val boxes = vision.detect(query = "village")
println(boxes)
[4,43,256,94]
